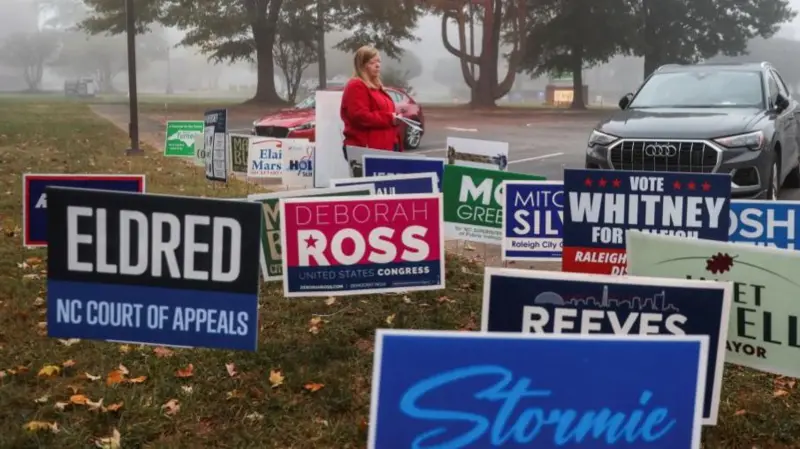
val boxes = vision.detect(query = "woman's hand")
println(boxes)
[391,113,399,125]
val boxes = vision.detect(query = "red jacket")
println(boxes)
[340,78,399,151]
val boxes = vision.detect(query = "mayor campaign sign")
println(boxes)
[23,174,145,247]
[330,173,437,195]
[502,180,563,261]
[563,169,730,275]
[627,230,800,380]
[280,194,444,297]
[45,187,262,350]
[730,200,799,250]
[369,330,708,449]
[482,267,731,425]
[363,155,446,192]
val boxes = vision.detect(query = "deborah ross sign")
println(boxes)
[280,194,445,297]
[562,169,730,275]
[45,187,262,350]
[482,267,731,425]
[627,230,800,379]
[369,330,708,449]
[23,174,145,248]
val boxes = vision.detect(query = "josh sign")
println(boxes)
[730,200,799,250]
[45,187,262,350]
[369,330,708,449]
[502,180,563,261]
[23,173,145,247]
[281,194,445,297]
[563,169,730,275]
[482,267,731,425]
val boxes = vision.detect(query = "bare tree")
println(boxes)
[0,31,59,91]
[273,1,317,103]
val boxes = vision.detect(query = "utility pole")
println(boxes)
[316,0,326,90]
[124,0,142,155]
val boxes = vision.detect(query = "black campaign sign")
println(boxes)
[46,187,262,294]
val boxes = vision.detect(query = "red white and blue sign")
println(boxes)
[363,155,446,192]
[501,180,563,261]
[280,194,445,297]
[330,173,437,195]
[482,267,731,425]
[563,169,730,275]
[23,173,145,247]
[730,200,799,250]
[369,329,708,449]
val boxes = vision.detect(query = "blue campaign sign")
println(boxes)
[23,174,145,247]
[730,200,799,250]
[370,329,708,449]
[46,187,262,350]
[363,155,446,192]
[330,173,437,195]
[562,168,731,275]
[481,267,731,425]
[501,180,563,261]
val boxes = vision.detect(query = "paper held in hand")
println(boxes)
[396,115,422,132]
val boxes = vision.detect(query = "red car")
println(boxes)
[251,85,425,150]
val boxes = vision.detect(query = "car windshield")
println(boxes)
[294,95,315,109]
[629,70,764,108]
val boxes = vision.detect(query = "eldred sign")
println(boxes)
[442,165,546,244]
[730,200,798,250]
[281,194,445,297]
[23,174,145,247]
[248,184,375,281]
[363,155,445,192]
[482,267,731,425]
[563,169,730,275]
[369,330,707,449]
[330,173,437,195]
[45,187,262,350]
[627,230,800,379]
[204,108,228,181]
[501,180,563,261]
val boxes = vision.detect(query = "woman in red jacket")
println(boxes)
[340,46,400,159]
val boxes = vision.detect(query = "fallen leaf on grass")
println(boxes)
[34,394,49,404]
[23,421,59,433]
[118,345,131,354]
[105,402,123,412]
[245,412,264,421]
[734,409,747,416]
[58,338,80,347]
[226,389,243,400]
[225,363,237,377]
[83,372,100,382]
[153,347,174,358]
[67,385,81,394]
[38,365,61,377]
[62,359,76,368]
[70,394,89,405]
[87,397,104,411]
[117,364,129,375]
[385,314,396,325]
[269,369,284,388]
[175,364,194,378]
[127,375,147,384]
[464,243,476,251]
[774,389,790,398]
[33,297,45,307]
[94,428,121,449]
[22,273,40,280]
[106,370,126,386]
[181,385,193,395]
[26,256,42,265]
[402,295,412,304]
[161,398,180,415]
[437,296,454,304]
[308,316,323,334]
[324,297,336,306]
[54,401,68,411]
[304,382,325,393]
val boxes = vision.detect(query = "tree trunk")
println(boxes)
[316,0,326,89]
[570,43,586,110]
[470,0,501,108]
[641,0,661,79]
[251,20,285,104]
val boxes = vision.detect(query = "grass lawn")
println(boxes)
[0,101,799,448]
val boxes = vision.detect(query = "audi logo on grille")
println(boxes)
[644,144,678,157]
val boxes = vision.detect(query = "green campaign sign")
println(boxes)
[442,165,546,244]
[248,184,375,281]
[164,121,204,157]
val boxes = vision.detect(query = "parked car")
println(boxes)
[585,62,800,199]
[252,85,426,149]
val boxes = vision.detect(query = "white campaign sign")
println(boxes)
[446,136,510,171]
[281,139,314,187]
[248,137,283,178]
[313,90,349,187]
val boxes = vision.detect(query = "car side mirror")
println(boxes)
[775,93,790,112]
[618,93,633,110]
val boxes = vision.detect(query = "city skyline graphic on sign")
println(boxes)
[533,285,681,313]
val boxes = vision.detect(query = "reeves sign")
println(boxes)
[481,267,731,425]
[45,187,262,350]
[280,194,445,297]
[562,169,730,275]
[23,174,145,247]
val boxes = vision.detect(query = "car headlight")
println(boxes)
[291,121,315,131]
[713,131,764,151]
[588,130,618,147]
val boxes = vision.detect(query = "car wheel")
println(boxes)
[404,120,422,150]
[784,154,800,188]
[767,161,780,200]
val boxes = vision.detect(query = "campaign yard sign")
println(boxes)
[730,200,799,250]
[280,194,445,297]
[627,230,800,379]
[248,184,375,281]
[502,180,563,261]
[227,133,251,175]
[446,136,509,171]
[482,267,731,425]
[369,329,708,449]
[330,173,437,195]
[45,187,262,350]
[164,121,204,157]
[248,137,283,178]
[282,140,314,187]
[362,155,445,192]
[563,169,730,275]
[204,108,228,181]
[442,164,546,244]
[193,134,206,167]
[23,174,146,247]
[345,146,427,178]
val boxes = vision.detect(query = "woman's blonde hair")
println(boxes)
[353,45,382,89]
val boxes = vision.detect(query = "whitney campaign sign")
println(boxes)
[280,194,445,297]
[730,200,799,250]
[369,330,708,449]
[627,230,800,379]
[45,187,262,350]
[501,180,563,261]
[563,169,730,275]
[23,173,145,247]
[363,155,445,192]
[330,173,437,195]
[481,267,731,425]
